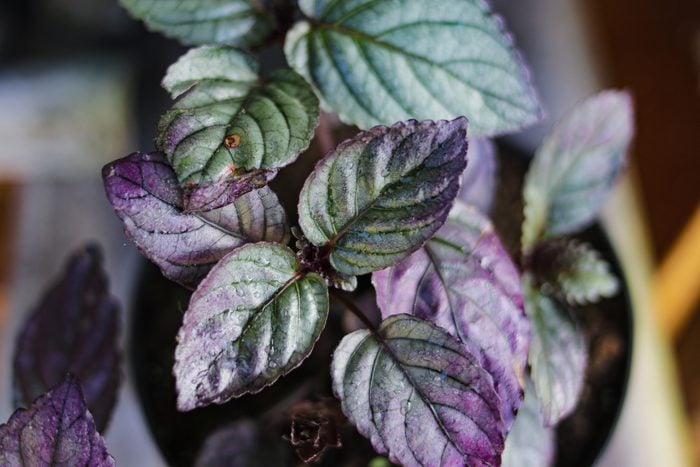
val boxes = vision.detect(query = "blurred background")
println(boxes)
[0,0,698,465]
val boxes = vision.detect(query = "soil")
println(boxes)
[129,142,632,466]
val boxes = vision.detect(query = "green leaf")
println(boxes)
[158,46,320,212]
[522,90,634,250]
[332,314,505,466]
[502,378,555,467]
[174,242,329,410]
[524,276,587,425]
[119,0,275,47]
[286,0,542,136]
[298,118,469,276]
[530,239,619,305]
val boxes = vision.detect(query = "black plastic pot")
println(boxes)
[129,143,632,467]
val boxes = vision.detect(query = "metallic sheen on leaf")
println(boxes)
[373,202,529,429]
[298,118,469,276]
[286,0,542,135]
[158,46,320,212]
[174,243,329,410]
[332,315,505,466]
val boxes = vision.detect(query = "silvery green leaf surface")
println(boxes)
[0,376,114,466]
[13,245,121,433]
[120,0,275,47]
[298,118,468,276]
[174,242,328,410]
[331,314,504,466]
[158,46,320,212]
[103,152,289,288]
[286,0,542,136]
[525,277,587,425]
[372,202,528,429]
[502,378,555,467]
[194,419,287,467]
[458,138,498,214]
[522,91,634,250]
[530,239,619,305]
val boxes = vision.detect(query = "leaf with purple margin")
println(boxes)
[524,276,587,425]
[102,152,289,289]
[502,378,555,467]
[332,314,504,466]
[522,91,634,250]
[286,0,543,136]
[372,202,529,430]
[0,376,114,466]
[157,46,319,212]
[298,118,468,276]
[174,242,328,411]
[13,244,121,433]
[458,138,498,214]
[194,419,287,467]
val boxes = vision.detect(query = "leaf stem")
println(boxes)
[329,290,376,331]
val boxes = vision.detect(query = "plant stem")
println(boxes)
[329,290,376,331]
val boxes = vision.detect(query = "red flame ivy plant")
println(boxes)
[1,0,635,466]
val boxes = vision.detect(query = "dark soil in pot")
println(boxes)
[129,143,632,466]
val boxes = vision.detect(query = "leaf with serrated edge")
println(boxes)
[531,239,619,305]
[372,202,529,429]
[13,245,121,433]
[286,0,542,136]
[298,118,468,276]
[458,138,498,214]
[174,242,328,410]
[103,152,289,288]
[158,46,320,212]
[502,378,555,467]
[0,376,114,466]
[332,314,504,466]
[522,90,634,250]
[120,0,275,47]
[524,276,587,425]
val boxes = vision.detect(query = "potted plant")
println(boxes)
[0,1,634,466]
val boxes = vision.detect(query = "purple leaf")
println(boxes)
[103,152,289,289]
[287,399,343,463]
[502,378,555,467]
[522,90,634,250]
[332,314,505,466]
[13,244,121,433]
[298,118,469,276]
[174,242,329,410]
[0,376,114,466]
[524,276,587,425]
[458,138,498,213]
[372,202,529,430]
[194,420,286,467]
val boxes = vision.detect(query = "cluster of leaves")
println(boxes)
[2,1,638,466]
[1,245,121,465]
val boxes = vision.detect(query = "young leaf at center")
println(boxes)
[332,314,505,466]
[372,202,529,429]
[174,242,329,411]
[286,0,542,136]
[298,118,469,276]
[158,46,320,212]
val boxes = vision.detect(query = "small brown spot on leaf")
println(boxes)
[224,134,241,149]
